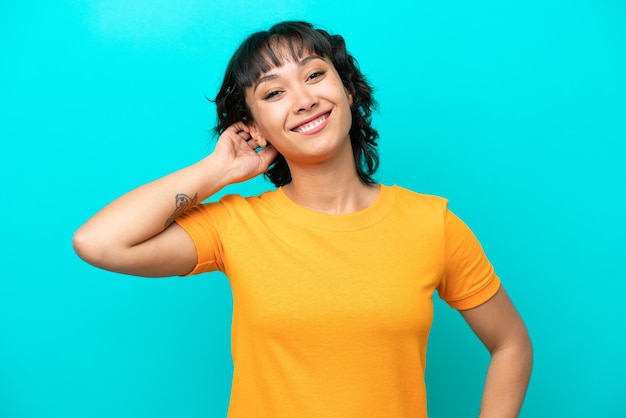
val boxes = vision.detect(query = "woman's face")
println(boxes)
[245,50,353,168]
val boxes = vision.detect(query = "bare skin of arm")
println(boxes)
[460,287,533,418]
[73,122,277,277]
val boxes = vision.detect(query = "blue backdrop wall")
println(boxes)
[1,1,624,417]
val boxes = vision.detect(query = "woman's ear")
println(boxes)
[248,123,268,147]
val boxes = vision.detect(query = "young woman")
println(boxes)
[73,21,532,417]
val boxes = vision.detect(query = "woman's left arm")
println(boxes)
[460,286,533,418]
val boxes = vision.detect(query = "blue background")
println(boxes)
[1,0,624,416]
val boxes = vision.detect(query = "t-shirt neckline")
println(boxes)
[266,184,397,232]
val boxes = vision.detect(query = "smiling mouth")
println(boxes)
[292,112,330,134]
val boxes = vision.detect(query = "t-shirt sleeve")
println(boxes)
[174,202,228,276]
[438,209,501,310]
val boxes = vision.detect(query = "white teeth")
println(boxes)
[295,114,327,133]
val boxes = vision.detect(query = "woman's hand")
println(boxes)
[212,121,278,185]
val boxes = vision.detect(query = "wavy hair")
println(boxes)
[213,21,379,187]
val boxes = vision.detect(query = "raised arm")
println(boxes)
[460,286,533,418]
[72,122,277,277]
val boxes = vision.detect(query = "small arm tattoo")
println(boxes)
[165,193,198,227]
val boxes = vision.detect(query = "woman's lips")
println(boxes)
[292,112,331,135]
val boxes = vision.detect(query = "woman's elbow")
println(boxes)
[72,226,110,268]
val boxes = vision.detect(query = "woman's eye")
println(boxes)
[263,90,281,100]
[308,70,326,81]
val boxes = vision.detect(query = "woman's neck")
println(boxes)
[282,160,379,215]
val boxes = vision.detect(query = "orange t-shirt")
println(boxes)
[175,185,500,417]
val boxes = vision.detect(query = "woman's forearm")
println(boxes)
[72,155,229,268]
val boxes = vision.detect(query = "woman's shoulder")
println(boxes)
[384,184,449,209]
[196,188,280,208]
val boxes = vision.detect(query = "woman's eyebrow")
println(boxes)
[297,54,325,66]
[253,74,278,92]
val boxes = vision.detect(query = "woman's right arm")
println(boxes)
[72,122,277,277]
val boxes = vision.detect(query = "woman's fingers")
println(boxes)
[227,120,249,134]
[219,122,251,144]
[245,137,262,150]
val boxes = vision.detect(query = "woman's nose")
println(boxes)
[292,86,317,113]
